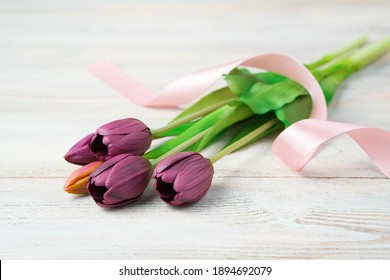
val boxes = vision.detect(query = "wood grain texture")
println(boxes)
[1,177,390,259]
[1,0,390,259]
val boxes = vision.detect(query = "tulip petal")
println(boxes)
[64,161,102,187]
[107,122,149,135]
[102,134,123,146]
[64,161,103,194]
[105,156,151,188]
[91,154,128,178]
[104,173,149,205]
[159,158,190,183]
[109,132,151,156]
[64,133,97,165]
[96,119,132,135]
[64,176,89,194]
[154,152,195,174]
[96,197,139,208]
[174,158,213,192]
[92,168,111,186]
[174,176,212,204]
[98,118,149,135]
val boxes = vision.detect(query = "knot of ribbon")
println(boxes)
[88,54,390,178]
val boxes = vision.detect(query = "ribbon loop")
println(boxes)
[272,119,390,178]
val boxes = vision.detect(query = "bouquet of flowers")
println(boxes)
[64,36,390,208]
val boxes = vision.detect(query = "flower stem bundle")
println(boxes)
[64,36,390,208]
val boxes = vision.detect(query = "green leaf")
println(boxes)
[224,68,287,96]
[144,105,228,159]
[239,79,307,115]
[169,87,234,123]
[252,71,287,84]
[224,68,261,96]
[275,95,311,127]
[175,129,227,154]
[182,143,197,152]
[194,101,254,152]
[152,122,196,138]
[321,71,348,104]
[224,113,277,147]
[274,71,348,127]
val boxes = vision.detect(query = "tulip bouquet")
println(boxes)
[64,36,390,208]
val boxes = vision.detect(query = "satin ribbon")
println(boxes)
[89,54,390,178]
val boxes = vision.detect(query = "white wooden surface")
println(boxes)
[1,0,390,259]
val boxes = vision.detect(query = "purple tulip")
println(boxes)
[89,118,152,161]
[153,152,214,206]
[88,154,152,208]
[64,133,98,165]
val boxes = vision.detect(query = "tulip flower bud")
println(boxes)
[89,118,152,161]
[64,133,98,165]
[64,161,103,194]
[153,152,214,206]
[88,154,152,208]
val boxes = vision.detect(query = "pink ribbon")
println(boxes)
[89,54,390,178]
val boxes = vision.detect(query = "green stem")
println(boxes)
[145,105,227,159]
[209,118,279,164]
[346,36,390,72]
[311,62,343,81]
[151,99,230,136]
[312,39,371,80]
[306,36,367,69]
[149,128,210,167]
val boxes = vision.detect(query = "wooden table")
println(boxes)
[1,0,389,259]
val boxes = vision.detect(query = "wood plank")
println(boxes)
[1,177,389,259]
